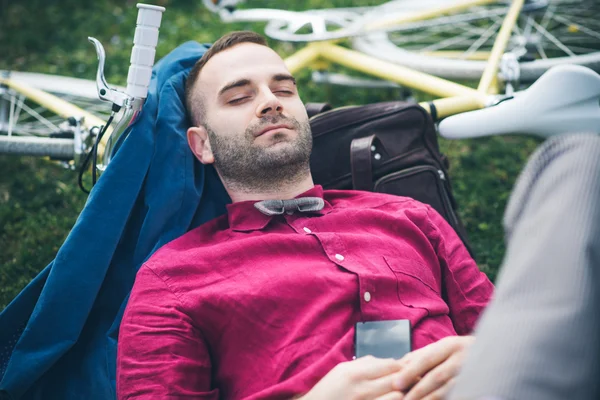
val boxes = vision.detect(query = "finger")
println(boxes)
[353,355,404,380]
[363,370,407,399]
[364,372,400,398]
[421,378,456,400]
[374,391,405,400]
[394,337,459,391]
[403,355,461,400]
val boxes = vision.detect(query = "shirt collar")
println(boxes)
[227,185,332,232]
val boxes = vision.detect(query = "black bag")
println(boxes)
[308,101,473,255]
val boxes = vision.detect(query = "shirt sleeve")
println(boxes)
[423,205,495,335]
[117,265,218,400]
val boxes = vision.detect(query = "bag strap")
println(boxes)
[350,134,380,191]
[305,102,332,119]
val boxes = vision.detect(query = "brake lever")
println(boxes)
[88,3,165,174]
[88,37,130,109]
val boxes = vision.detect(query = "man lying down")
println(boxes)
[116,31,494,400]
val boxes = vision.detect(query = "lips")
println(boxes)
[255,124,293,137]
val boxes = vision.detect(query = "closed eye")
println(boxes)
[228,97,249,105]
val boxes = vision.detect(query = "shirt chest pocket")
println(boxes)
[383,255,448,315]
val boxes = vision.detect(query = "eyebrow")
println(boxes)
[217,78,251,97]
[273,73,297,85]
[217,74,297,97]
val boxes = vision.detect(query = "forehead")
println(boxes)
[198,43,290,98]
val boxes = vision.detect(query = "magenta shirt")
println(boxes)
[117,186,493,399]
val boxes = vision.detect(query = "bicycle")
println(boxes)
[0,3,165,191]
[0,5,597,395]
[1,0,599,176]
[205,0,600,118]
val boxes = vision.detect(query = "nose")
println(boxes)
[255,89,284,118]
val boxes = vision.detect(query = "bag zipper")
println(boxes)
[308,105,358,122]
[374,165,460,228]
[309,103,416,136]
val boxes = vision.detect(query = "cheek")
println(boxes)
[286,99,309,123]
[209,109,252,135]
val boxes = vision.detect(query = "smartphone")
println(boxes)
[354,319,412,359]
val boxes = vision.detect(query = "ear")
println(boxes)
[187,126,215,165]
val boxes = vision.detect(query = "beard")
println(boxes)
[206,114,313,193]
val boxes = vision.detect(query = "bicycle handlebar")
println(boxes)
[127,4,165,99]
[89,3,166,173]
[0,136,74,160]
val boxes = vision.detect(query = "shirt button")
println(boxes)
[303,227,311,234]
[335,254,344,261]
[364,292,371,302]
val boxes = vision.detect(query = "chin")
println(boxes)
[264,134,293,146]
[264,142,293,151]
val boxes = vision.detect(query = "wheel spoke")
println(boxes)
[391,25,473,46]
[353,0,600,82]
[452,21,489,39]
[389,11,496,49]
[8,93,28,136]
[383,7,507,34]
[523,15,533,37]
[532,18,576,57]
[540,4,557,31]
[536,40,548,59]
[13,96,61,135]
[61,94,110,116]
[391,30,445,45]
[465,19,502,58]
[7,94,15,136]
[421,29,478,52]
[552,14,600,41]
[512,16,523,37]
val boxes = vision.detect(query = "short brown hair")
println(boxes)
[185,31,268,126]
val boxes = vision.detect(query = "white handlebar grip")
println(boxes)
[126,3,166,99]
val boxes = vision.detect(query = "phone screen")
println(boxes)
[354,319,411,359]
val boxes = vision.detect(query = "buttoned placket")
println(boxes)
[286,214,376,320]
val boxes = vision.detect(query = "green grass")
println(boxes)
[0,0,540,309]
[0,157,87,308]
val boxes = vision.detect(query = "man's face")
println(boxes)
[189,43,312,189]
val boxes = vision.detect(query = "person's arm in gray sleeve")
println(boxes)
[449,133,600,400]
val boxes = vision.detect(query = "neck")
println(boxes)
[225,172,315,203]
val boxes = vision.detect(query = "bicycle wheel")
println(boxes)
[353,0,600,82]
[0,71,112,159]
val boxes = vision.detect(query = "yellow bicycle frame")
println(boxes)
[0,77,106,131]
[0,76,110,153]
[284,0,525,118]
[2,0,525,155]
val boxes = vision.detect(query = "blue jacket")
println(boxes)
[0,41,230,399]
